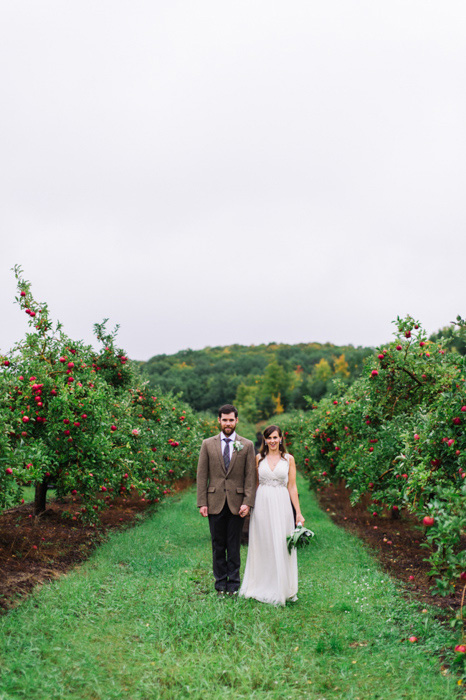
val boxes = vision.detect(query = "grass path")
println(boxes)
[0,475,462,700]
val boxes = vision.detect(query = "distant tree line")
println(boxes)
[140,342,373,421]
[429,320,466,356]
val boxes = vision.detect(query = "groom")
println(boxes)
[197,404,256,595]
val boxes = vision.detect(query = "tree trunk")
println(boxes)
[34,479,48,516]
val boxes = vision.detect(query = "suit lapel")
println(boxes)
[227,434,241,474]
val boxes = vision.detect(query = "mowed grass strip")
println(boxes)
[0,474,462,700]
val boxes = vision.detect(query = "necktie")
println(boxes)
[223,438,231,472]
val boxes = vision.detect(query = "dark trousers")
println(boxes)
[208,502,244,592]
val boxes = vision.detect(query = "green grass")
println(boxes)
[0,486,56,512]
[0,475,462,700]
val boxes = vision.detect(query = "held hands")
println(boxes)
[200,505,250,517]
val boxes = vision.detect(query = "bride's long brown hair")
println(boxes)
[259,425,287,461]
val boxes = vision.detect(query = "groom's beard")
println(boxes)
[222,426,235,436]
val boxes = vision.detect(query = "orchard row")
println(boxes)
[0,266,213,518]
[281,315,466,600]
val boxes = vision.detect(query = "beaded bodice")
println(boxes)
[258,455,289,488]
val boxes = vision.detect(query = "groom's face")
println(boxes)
[218,412,238,436]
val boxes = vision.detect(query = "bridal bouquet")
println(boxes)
[286,524,315,554]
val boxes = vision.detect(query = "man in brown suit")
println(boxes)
[197,404,256,594]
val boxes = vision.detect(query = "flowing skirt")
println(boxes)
[239,484,298,605]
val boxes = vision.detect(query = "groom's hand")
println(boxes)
[199,506,208,517]
[239,505,250,518]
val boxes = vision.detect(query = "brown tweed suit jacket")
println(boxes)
[196,433,256,515]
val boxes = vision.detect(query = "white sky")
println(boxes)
[1,1,465,360]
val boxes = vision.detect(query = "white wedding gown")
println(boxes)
[239,454,298,605]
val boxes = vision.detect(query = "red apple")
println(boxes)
[396,345,402,351]
[408,636,418,643]
[423,516,435,527]
[455,645,466,653]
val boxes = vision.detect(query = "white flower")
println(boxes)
[233,440,244,452]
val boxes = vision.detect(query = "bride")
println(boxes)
[239,424,305,605]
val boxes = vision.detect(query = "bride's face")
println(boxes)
[265,430,280,451]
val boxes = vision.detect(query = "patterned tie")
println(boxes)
[223,438,231,472]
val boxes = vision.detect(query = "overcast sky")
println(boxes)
[1,1,465,361]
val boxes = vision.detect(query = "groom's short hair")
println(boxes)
[218,404,238,418]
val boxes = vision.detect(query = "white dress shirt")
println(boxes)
[220,431,236,461]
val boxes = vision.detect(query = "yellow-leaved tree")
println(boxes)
[312,358,332,382]
[333,353,350,378]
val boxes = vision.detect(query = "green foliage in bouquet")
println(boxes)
[286,523,315,554]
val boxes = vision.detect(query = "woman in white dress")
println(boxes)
[239,425,305,605]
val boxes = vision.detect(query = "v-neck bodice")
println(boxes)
[259,455,289,487]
